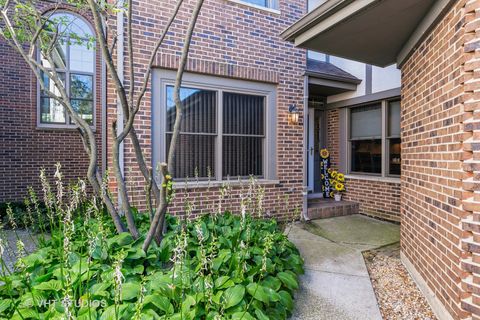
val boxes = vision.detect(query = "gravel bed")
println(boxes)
[363,243,436,320]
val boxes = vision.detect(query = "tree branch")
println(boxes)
[144,0,205,251]
[0,3,126,234]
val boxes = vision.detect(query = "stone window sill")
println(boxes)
[345,174,400,184]
[172,179,280,190]
[227,0,281,15]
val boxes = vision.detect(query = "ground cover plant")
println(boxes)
[0,168,303,319]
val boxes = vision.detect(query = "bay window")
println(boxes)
[348,99,401,177]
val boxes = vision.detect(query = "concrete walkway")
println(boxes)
[288,214,400,320]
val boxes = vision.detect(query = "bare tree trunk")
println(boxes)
[0,2,127,234]
[127,0,185,206]
[1,0,205,251]
[145,0,205,250]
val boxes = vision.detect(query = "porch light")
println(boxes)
[288,104,300,125]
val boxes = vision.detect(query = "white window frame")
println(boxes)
[228,0,280,14]
[36,11,96,129]
[346,98,400,178]
[152,69,277,183]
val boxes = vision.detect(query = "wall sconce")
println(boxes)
[288,104,300,125]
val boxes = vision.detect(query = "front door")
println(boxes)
[307,108,324,194]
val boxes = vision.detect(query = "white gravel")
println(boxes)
[364,244,437,320]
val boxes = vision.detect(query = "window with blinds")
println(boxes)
[350,104,382,174]
[165,86,265,180]
[223,92,265,178]
[348,100,401,176]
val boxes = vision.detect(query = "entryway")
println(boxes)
[306,99,325,195]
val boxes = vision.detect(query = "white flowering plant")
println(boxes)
[0,167,304,319]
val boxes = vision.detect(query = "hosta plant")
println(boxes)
[0,169,303,319]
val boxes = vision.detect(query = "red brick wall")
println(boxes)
[325,109,401,222]
[344,178,400,222]
[106,0,307,218]
[326,109,340,168]
[0,6,103,203]
[401,1,470,318]
[459,0,480,317]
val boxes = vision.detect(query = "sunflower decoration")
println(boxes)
[328,168,346,196]
[335,182,345,192]
[320,148,330,159]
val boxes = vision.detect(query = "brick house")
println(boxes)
[1,0,401,222]
[0,0,308,221]
[3,0,476,318]
[283,0,480,319]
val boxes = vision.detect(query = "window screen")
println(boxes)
[222,92,265,178]
[166,86,217,179]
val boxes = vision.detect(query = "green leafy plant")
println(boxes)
[0,169,304,319]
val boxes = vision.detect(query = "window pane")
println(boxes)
[49,13,93,39]
[41,72,65,97]
[166,86,216,133]
[223,92,264,135]
[70,74,93,99]
[70,43,94,73]
[351,139,382,174]
[41,39,67,69]
[388,100,401,137]
[71,99,93,125]
[389,138,401,175]
[40,97,65,124]
[242,0,277,8]
[223,136,263,178]
[350,104,382,139]
[166,134,215,179]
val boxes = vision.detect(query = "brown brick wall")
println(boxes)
[107,0,307,218]
[325,109,401,222]
[344,178,400,222]
[401,1,469,318]
[0,6,103,203]
[326,109,340,169]
[460,0,480,318]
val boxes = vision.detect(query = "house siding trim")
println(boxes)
[397,0,458,68]
[326,87,401,109]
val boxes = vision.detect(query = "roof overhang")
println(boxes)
[305,59,361,96]
[308,76,358,96]
[281,0,456,67]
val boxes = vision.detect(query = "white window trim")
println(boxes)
[152,69,277,184]
[36,11,96,130]
[345,98,400,179]
[227,0,281,14]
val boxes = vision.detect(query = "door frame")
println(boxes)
[307,107,315,192]
[306,100,326,194]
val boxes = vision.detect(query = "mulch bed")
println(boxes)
[363,244,437,320]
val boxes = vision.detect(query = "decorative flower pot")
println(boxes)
[334,194,342,202]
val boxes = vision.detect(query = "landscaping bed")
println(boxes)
[363,243,436,320]
[0,210,303,319]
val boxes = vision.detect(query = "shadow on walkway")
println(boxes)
[288,214,400,320]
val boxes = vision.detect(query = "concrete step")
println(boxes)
[307,199,359,220]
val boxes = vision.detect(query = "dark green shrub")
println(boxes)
[0,209,303,319]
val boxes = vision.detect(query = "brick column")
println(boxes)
[461,0,480,318]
